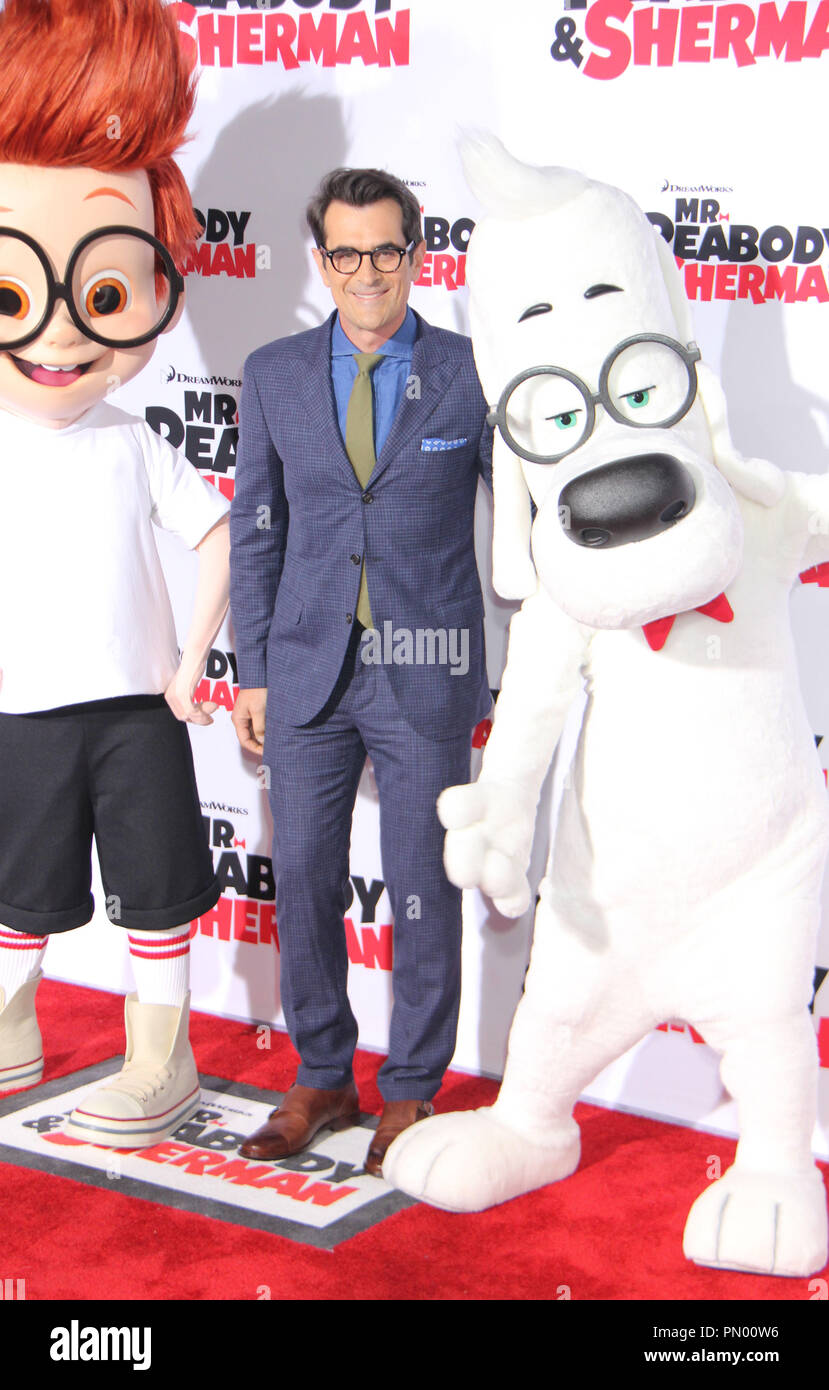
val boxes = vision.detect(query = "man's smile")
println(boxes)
[7,353,97,387]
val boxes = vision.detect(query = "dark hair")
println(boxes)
[306,167,423,255]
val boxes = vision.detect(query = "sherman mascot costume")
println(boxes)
[386,134,829,1278]
[0,0,230,1146]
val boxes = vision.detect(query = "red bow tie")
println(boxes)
[642,593,734,652]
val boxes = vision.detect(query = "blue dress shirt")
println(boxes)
[331,306,417,457]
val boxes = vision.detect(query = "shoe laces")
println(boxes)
[105,1063,174,1103]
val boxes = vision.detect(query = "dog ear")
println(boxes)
[651,230,784,508]
[696,362,785,507]
[650,228,695,345]
[459,130,589,218]
[491,431,538,599]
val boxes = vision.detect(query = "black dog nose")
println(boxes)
[558,454,696,549]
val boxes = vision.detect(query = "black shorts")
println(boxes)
[0,696,220,935]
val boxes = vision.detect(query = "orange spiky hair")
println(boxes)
[0,0,200,266]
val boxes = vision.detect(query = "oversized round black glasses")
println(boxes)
[487,335,702,465]
[0,226,184,351]
[319,240,416,274]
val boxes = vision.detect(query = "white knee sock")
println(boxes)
[0,925,48,1000]
[127,924,191,1008]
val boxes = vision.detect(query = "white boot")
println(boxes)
[0,971,44,1093]
[63,992,201,1147]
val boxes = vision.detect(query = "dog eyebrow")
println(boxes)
[584,283,623,299]
[518,302,552,322]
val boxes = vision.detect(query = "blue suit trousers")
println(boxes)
[264,626,474,1100]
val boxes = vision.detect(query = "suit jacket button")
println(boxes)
[362,491,373,504]
[351,554,361,564]
[346,613,353,623]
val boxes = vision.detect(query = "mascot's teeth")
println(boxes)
[40,363,79,372]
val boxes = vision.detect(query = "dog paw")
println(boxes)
[683,1165,828,1277]
[383,1108,580,1212]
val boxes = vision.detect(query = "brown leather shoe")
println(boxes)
[239,1082,360,1160]
[365,1099,434,1178]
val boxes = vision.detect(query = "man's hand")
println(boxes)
[232,687,268,755]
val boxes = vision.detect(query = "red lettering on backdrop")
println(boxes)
[738,265,766,304]
[583,0,632,81]
[678,4,713,62]
[191,679,238,710]
[297,13,338,66]
[764,265,798,302]
[712,4,756,66]
[191,898,280,947]
[337,12,379,65]
[580,0,816,77]
[715,265,737,300]
[375,12,410,67]
[803,0,829,58]
[754,1,806,60]
[344,917,393,970]
[234,245,256,277]
[633,3,679,66]
[683,262,716,301]
[197,14,235,67]
[169,2,197,64]
[265,15,301,69]
[361,924,393,972]
[345,916,364,966]
[796,267,829,303]
[237,14,264,65]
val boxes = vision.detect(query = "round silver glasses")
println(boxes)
[487,334,702,465]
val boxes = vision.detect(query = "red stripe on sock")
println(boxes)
[0,937,47,950]
[127,934,190,947]
[128,945,190,961]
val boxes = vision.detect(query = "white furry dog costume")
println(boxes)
[385,136,829,1278]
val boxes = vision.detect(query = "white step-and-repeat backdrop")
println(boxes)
[45,0,829,1156]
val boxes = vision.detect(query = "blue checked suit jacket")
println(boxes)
[230,310,493,739]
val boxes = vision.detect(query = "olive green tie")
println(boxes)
[345,351,383,629]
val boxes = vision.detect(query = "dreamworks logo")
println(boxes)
[660,179,734,195]
[162,365,242,388]
[359,622,469,676]
[51,1321,151,1371]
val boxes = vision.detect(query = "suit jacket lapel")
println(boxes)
[292,313,358,484]
[289,311,460,489]
[370,314,459,486]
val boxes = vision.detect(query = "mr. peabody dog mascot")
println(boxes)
[385,135,829,1277]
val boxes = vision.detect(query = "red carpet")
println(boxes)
[2,978,827,1315]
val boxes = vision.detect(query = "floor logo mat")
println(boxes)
[0,1062,413,1248]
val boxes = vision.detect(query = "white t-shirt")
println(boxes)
[0,400,230,714]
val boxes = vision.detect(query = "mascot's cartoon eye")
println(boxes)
[547,408,582,431]
[82,271,132,318]
[621,387,653,409]
[584,283,622,299]
[0,278,30,320]
[518,303,552,322]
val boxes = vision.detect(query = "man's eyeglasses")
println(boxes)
[0,225,184,351]
[319,241,416,275]
[487,335,702,465]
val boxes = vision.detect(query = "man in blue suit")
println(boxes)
[230,168,492,1175]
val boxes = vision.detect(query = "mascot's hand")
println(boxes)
[437,781,534,917]
[165,659,218,725]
